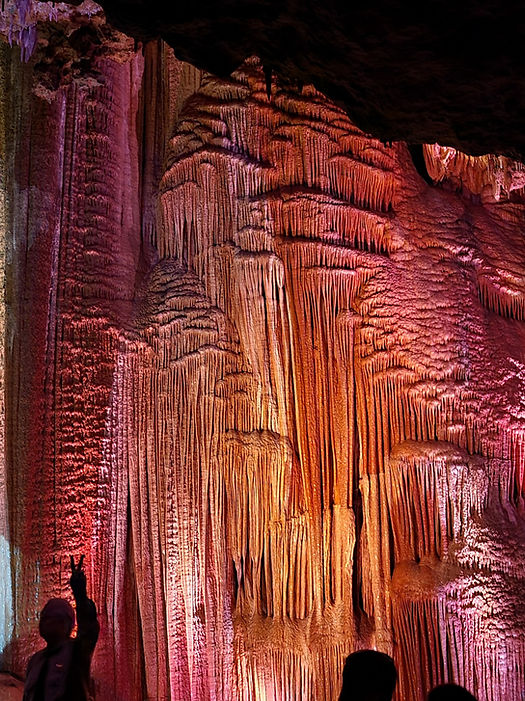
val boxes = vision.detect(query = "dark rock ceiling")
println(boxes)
[66,0,525,160]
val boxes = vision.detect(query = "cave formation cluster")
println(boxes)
[0,3,525,701]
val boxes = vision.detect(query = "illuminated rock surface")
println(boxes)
[0,4,524,701]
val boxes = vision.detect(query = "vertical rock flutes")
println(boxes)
[0,6,524,700]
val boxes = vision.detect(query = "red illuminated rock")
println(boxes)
[1,8,524,701]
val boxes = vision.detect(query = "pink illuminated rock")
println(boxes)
[0,10,524,701]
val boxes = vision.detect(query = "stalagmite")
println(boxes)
[0,6,524,701]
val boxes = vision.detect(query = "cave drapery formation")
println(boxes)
[1,2,525,700]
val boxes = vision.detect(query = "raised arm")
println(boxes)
[69,555,100,654]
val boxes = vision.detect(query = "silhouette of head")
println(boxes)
[427,684,478,701]
[339,649,397,701]
[39,598,75,646]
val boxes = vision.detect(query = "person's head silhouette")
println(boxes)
[427,683,478,701]
[339,649,397,701]
[38,598,75,647]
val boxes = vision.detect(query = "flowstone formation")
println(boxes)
[1,5,525,701]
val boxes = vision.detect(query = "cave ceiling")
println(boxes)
[59,0,525,159]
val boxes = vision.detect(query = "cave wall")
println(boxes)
[1,5,525,701]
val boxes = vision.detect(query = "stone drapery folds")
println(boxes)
[0,8,525,700]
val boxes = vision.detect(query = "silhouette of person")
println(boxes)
[23,556,99,701]
[338,649,397,701]
[427,683,478,701]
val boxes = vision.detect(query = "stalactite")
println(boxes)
[423,143,525,203]
[387,442,488,563]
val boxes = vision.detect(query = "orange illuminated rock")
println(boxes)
[1,12,524,701]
